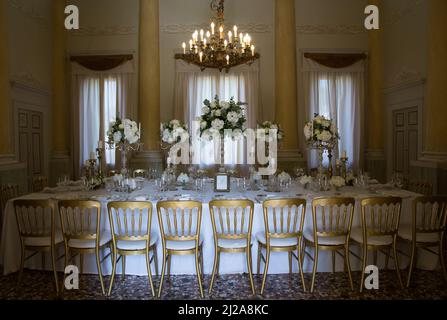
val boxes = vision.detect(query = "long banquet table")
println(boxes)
[0,180,438,276]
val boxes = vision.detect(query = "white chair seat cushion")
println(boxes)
[68,233,112,249]
[217,238,251,249]
[116,234,158,250]
[256,232,298,247]
[350,227,393,246]
[24,233,63,247]
[303,230,347,246]
[398,225,440,243]
[166,237,203,250]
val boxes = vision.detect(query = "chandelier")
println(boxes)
[175,0,260,72]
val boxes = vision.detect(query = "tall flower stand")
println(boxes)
[108,141,143,177]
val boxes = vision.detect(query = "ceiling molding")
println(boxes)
[160,22,272,34]
[69,25,138,37]
[296,24,365,35]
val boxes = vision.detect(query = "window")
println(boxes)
[303,57,365,169]
[174,61,261,167]
[71,61,133,177]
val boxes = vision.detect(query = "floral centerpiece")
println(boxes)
[330,176,346,190]
[199,96,247,141]
[304,114,339,176]
[299,175,313,189]
[198,96,246,170]
[258,121,284,142]
[160,120,188,145]
[107,117,142,175]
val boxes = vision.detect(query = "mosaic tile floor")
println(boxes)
[0,269,446,300]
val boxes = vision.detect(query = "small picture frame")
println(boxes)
[214,173,230,192]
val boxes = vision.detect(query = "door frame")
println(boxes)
[384,79,425,181]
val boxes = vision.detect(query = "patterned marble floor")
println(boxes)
[0,269,446,300]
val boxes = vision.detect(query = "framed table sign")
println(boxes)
[214,173,230,192]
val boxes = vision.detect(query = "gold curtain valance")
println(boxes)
[303,53,366,69]
[70,54,133,71]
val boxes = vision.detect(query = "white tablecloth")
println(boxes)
[0,181,437,276]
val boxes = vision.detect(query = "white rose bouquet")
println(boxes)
[160,119,188,144]
[330,176,346,188]
[304,113,339,147]
[199,96,247,140]
[259,121,284,142]
[107,118,140,145]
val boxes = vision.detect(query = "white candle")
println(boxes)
[228,31,232,43]
[182,42,186,54]
[224,40,228,48]
[233,25,238,37]
[206,31,211,38]
[90,152,96,160]
[219,26,224,39]
[189,40,193,50]
[239,33,243,44]
[204,38,207,46]
[226,55,230,65]
[211,22,215,34]
[199,51,203,62]
[200,29,204,41]
[251,45,255,56]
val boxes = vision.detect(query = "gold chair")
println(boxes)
[209,199,255,295]
[303,197,356,292]
[107,201,159,296]
[407,181,433,196]
[157,200,203,298]
[58,200,112,295]
[398,196,447,287]
[32,176,48,192]
[14,199,64,294]
[133,169,148,179]
[350,197,403,292]
[257,198,307,295]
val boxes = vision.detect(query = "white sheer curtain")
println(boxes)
[71,61,133,178]
[174,60,261,166]
[303,58,365,170]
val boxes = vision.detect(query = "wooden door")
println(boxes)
[392,107,418,175]
[18,109,44,190]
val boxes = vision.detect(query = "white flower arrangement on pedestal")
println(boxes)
[160,119,188,145]
[107,118,141,145]
[198,96,247,141]
[258,121,284,142]
[304,114,339,147]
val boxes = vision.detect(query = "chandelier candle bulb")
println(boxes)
[200,29,204,41]
[206,30,211,38]
[226,55,230,65]
[239,32,243,43]
[211,22,215,34]
[199,51,203,62]
[251,45,255,56]
[219,26,224,39]
[182,42,186,54]
[233,25,238,37]
[189,40,193,50]
[224,39,228,48]
[204,38,207,46]
[228,31,232,43]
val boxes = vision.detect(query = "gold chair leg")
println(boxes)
[209,247,219,294]
[360,244,368,293]
[345,245,354,291]
[288,251,293,274]
[80,254,84,275]
[195,248,204,298]
[146,249,155,297]
[51,245,59,295]
[216,251,221,277]
[406,241,417,288]
[16,246,25,289]
[246,247,256,295]
[440,238,447,284]
[392,240,403,288]
[157,251,168,298]
[260,247,270,295]
[96,248,106,295]
[167,254,172,277]
[42,252,46,271]
[153,245,159,276]
[297,240,307,292]
[310,246,319,293]
[332,251,336,274]
[121,255,126,281]
[107,248,117,296]
[200,246,204,280]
